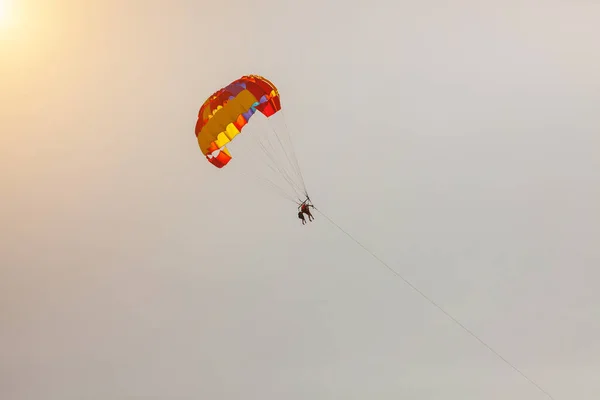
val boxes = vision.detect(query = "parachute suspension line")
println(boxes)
[242,142,304,204]
[279,109,309,196]
[255,135,305,200]
[225,119,303,204]
[236,169,299,205]
[251,106,308,199]
[218,150,299,204]
[245,112,308,202]
[313,207,557,400]
[246,121,306,202]
[277,125,307,197]
[274,109,305,185]
[258,177,300,204]
[257,143,305,202]
[267,121,307,197]
[261,121,305,196]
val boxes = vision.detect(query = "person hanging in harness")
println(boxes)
[298,200,314,224]
[298,210,307,225]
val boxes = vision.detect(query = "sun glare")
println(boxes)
[0,0,14,28]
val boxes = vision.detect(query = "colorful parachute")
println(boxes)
[194,74,309,204]
[195,75,282,168]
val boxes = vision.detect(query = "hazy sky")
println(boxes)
[1,1,599,399]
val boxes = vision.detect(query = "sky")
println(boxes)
[1,0,599,399]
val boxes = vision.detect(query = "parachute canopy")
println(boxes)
[195,75,282,168]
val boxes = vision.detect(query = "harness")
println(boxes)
[298,196,313,211]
